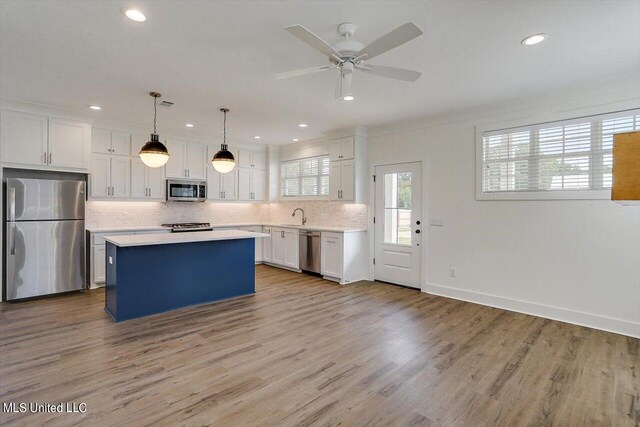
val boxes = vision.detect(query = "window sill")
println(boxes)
[279,196,331,202]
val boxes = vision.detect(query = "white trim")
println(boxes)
[423,282,640,338]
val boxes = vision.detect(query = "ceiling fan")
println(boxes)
[274,22,424,100]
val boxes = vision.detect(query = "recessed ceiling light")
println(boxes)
[521,33,548,46]
[298,123,308,128]
[185,123,194,128]
[123,8,146,22]
[292,138,299,142]
[343,95,354,101]
[88,105,102,110]
[253,135,261,139]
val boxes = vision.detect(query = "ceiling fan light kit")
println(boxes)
[139,92,170,168]
[276,21,424,100]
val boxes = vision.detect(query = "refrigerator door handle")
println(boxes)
[9,187,16,222]
[8,223,16,255]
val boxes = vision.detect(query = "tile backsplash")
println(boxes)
[86,201,368,229]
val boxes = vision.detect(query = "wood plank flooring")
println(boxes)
[0,265,638,426]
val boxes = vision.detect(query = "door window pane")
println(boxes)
[383,172,412,245]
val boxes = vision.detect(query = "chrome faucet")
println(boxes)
[292,208,307,225]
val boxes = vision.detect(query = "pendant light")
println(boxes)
[211,108,236,173]
[139,92,170,168]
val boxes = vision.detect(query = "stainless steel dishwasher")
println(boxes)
[299,230,321,274]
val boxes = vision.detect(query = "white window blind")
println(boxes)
[481,109,640,196]
[281,156,330,197]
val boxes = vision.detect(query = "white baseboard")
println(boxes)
[423,282,640,339]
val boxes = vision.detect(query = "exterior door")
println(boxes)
[374,162,422,288]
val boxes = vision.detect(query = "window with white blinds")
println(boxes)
[481,109,640,198]
[281,156,330,197]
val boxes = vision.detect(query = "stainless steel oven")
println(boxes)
[166,180,206,202]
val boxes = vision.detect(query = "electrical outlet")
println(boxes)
[430,218,444,227]
[109,256,113,265]
[449,267,456,277]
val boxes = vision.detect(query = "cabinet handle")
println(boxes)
[49,153,52,164]
[43,152,47,164]
[223,191,226,198]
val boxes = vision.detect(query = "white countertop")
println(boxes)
[88,223,366,234]
[104,230,269,247]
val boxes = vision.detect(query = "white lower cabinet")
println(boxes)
[262,227,273,263]
[237,226,263,263]
[92,245,106,283]
[321,232,343,279]
[267,227,299,270]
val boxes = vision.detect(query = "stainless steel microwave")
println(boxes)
[166,179,206,202]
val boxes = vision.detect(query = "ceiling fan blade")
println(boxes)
[285,25,343,60]
[273,65,334,80]
[356,22,423,61]
[356,64,422,82]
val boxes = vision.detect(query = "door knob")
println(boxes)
[416,220,421,225]
[415,229,421,234]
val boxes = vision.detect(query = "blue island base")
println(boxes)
[105,238,255,322]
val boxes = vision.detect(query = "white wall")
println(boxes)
[368,74,640,337]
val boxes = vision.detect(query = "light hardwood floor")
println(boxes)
[0,265,638,426]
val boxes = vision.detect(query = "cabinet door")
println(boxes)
[321,233,343,278]
[222,169,237,200]
[130,158,147,198]
[252,169,265,201]
[238,168,252,201]
[238,149,253,168]
[262,227,273,263]
[0,110,48,166]
[207,167,222,200]
[329,162,342,200]
[340,160,355,201]
[110,157,131,198]
[252,151,266,169]
[110,131,131,156]
[146,164,165,200]
[93,245,106,283]
[328,139,342,161]
[283,229,299,269]
[165,140,186,178]
[90,154,110,198]
[271,228,285,265]
[48,118,89,169]
[131,134,148,156]
[91,128,112,154]
[340,137,355,160]
[186,143,206,179]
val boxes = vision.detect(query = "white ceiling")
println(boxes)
[1,0,639,145]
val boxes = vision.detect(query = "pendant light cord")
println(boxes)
[153,95,158,134]
[223,110,227,145]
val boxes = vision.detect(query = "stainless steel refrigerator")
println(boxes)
[5,178,85,300]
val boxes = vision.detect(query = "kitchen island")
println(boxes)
[104,230,268,322]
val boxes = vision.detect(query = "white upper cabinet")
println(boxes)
[90,153,130,199]
[165,140,206,179]
[92,128,131,156]
[328,136,354,161]
[330,159,355,202]
[131,157,165,200]
[238,168,264,201]
[186,143,206,179]
[47,118,90,170]
[0,110,48,166]
[206,144,238,200]
[165,140,187,178]
[0,110,90,170]
[238,149,266,169]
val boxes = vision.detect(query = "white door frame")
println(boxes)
[370,160,427,289]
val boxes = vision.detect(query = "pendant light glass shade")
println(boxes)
[139,92,170,168]
[140,133,170,167]
[212,108,236,173]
